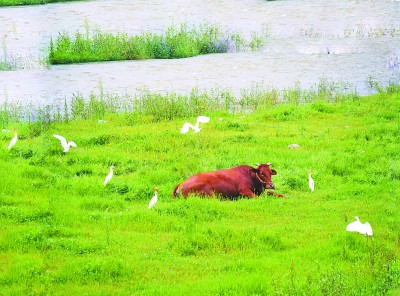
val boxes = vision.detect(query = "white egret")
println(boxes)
[307,170,314,192]
[8,129,17,150]
[103,166,115,186]
[53,134,77,152]
[181,116,210,134]
[148,187,158,209]
[288,144,300,149]
[346,216,373,236]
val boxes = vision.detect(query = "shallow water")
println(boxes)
[1,0,399,105]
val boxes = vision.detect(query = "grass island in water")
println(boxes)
[49,23,265,64]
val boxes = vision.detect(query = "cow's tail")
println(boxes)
[172,184,181,199]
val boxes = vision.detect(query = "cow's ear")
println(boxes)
[271,169,277,175]
[249,168,258,174]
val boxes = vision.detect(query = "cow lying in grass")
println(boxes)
[172,163,285,199]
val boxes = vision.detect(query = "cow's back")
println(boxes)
[179,165,254,197]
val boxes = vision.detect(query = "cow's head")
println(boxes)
[250,162,277,189]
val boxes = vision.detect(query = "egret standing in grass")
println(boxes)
[103,166,115,186]
[181,116,210,134]
[346,216,373,236]
[7,129,17,150]
[288,143,300,149]
[148,187,158,209]
[53,134,77,152]
[307,170,314,192]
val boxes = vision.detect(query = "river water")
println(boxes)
[0,0,399,106]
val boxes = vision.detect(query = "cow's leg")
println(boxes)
[183,183,214,197]
[197,184,214,197]
[267,190,286,198]
[238,188,258,198]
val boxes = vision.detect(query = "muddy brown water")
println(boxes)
[0,0,399,105]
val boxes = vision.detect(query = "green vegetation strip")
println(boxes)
[0,80,365,124]
[0,0,79,6]
[49,24,264,64]
[0,85,399,294]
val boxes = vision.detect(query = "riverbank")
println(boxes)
[0,0,80,6]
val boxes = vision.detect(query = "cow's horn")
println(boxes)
[267,162,273,166]
[255,163,261,167]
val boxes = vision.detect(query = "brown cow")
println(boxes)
[172,163,283,199]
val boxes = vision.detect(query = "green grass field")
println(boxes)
[0,86,399,294]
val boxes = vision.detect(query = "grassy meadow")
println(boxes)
[0,85,399,295]
[48,23,264,64]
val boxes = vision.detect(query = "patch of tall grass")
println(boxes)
[0,52,45,70]
[1,37,48,70]
[49,23,266,64]
[1,37,18,71]
[0,84,399,294]
[0,79,363,127]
